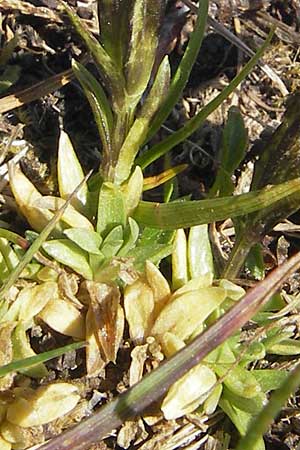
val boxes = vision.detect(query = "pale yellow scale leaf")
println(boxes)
[145,261,170,317]
[172,229,188,290]
[18,282,58,321]
[173,273,213,298]
[8,164,54,233]
[57,130,88,213]
[0,435,11,450]
[7,383,80,427]
[38,298,85,339]
[159,332,185,358]
[33,196,93,231]
[219,279,246,300]
[0,420,44,448]
[124,279,155,344]
[151,287,226,341]
[161,364,217,419]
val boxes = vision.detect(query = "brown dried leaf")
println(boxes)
[85,281,123,362]
[85,305,105,377]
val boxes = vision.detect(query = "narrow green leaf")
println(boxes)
[97,0,131,67]
[133,178,300,229]
[72,60,113,167]
[0,341,85,377]
[62,1,125,103]
[125,0,164,105]
[210,106,248,196]
[172,229,188,290]
[115,57,170,184]
[43,239,93,280]
[145,0,209,142]
[137,29,274,169]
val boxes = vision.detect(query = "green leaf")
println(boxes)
[210,106,248,196]
[0,341,85,377]
[267,339,300,355]
[252,369,289,392]
[0,65,21,94]
[236,363,300,450]
[115,57,170,184]
[100,225,124,258]
[222,387,266,415]
[43,239,93,280]
[137,29,273,169]
[133,178,300,229]
[245,244,265,280]
[145,0,209,142]
[63,1,125,104]
[12,323,48,378]
[219,399,266,450]
[125,0,164,105]
[64,228,102,255]
[188,225,214,278]
[97,0,131,67]
[97,182,126,236]
[118,218,139,256]
[128,227,174,269]
[214,365,262,399]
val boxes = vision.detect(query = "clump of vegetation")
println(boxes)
[1,1,300,450]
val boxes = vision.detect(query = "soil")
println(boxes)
[1,1,300,449]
